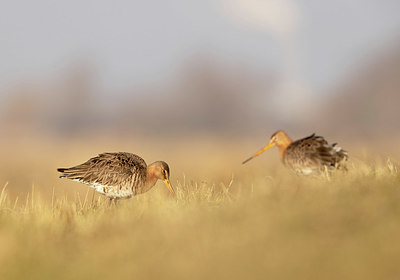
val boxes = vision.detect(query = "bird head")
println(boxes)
[242,130,291,164]
[150,161,175,196]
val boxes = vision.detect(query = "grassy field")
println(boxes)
[0,136,400,280]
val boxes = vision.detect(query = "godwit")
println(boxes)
[57,152,175,199]
[243,130,348,176]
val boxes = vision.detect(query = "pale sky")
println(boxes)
[0,0,399,96]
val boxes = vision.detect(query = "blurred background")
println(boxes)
[1,0,400,197]
[1,0,400,138]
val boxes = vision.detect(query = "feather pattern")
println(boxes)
[58,152,148,199]
[283,133,348,176]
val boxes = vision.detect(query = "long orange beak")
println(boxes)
[164,179,175,196]
[242,142,274,164]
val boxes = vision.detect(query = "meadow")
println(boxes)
[0,135,400,280]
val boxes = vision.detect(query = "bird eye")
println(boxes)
[162,170,166,174]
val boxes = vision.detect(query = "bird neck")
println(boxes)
[145,166,159,188]
[276,136,292,159]
[136,170,157,195]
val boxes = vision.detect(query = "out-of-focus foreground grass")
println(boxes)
[0,136,400,280]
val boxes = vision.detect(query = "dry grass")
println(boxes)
[0,137,400,280]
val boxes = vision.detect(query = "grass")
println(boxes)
[0,137,400,280]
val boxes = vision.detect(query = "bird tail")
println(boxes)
[57,168,67,178]
[57,165,91,182]
[331,144,348,170]
[57,167,77,179]
[332,144,348,160]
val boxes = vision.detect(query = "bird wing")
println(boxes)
[58,152,147,190]
[284,134,348,173]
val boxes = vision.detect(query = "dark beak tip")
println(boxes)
[242,158,252,165]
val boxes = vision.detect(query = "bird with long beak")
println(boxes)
[58,152,175,201]
[243,130,348,176]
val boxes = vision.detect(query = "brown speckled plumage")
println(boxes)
[58,152,174,199]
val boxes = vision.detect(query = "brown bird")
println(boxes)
[57,152,175,200]
[243,130,348,176]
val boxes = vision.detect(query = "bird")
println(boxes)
[57,152,175,200]
[242,130,348,176]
